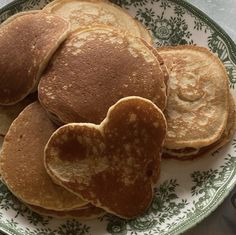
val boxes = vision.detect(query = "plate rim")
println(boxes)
[0,0,236,235]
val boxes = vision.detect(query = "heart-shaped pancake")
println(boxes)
[44,96,167,219]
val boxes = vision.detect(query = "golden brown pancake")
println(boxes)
[27,203,105,219]
[0,93,37,136]
[0,102,87,210]
[0,11,70,105]
[158,45,229,151]
[43,0,143,37]
[38,26,166,124]
[44,96,167,219]
[164,93,236,159]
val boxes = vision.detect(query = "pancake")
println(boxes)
[141,40,169,93]
[0,93,37,137]
[38,26,166,124]
[164,93,236,159]
[158,45,229,151]
[43,0,143,38]
[44,96,167,219]
[27,203,105,219]
[136,20,153,44]
[0,102,87,210]
[0,11,70,105]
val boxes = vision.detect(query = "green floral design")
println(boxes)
[113,0,193,46]
[191,155,236,210]
[0,182,90,235]
[208,33,236,88]
[0,183,51,226]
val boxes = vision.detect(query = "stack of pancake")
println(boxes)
[0,0,235,219]
[158,46,236,159]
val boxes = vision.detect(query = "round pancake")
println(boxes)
[164,93,236,159]
[38,26,166,124]
[43,0,142,37]
[27,203,105,219]
[158,45,229,149]
[44,96,167,219]
[0,93,37,137]
[0,11,70,105]
[0,102,87,210]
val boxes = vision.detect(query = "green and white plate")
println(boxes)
[0,0,236,234]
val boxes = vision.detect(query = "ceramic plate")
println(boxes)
[0,0,236,235]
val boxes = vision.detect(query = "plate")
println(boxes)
[0,0,236,235]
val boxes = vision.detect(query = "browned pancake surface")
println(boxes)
[0,102,87,210]
[44,97,167,218]
[38,27,166,124]
[0,12,70,105]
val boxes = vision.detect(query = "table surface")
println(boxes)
[0,0,236,234]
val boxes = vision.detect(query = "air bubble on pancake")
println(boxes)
[49,146,60,157]
[153,122,159,128]
[107,36,123,45]
[129,113,137,122]
[198,116,209,126]
[99,143,106,151]
[98,13,116,23]
[128,48,138,58]
[77,136,82,143]
[124,144,131,152]
[84,136,92,145]
[181,112,195,122]
[167,130,176,138]
[167,109,181,119]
